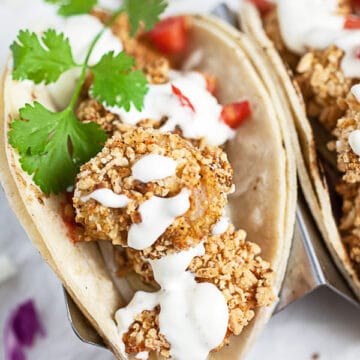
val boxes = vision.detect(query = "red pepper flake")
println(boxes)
[344,14,360,29]
[171,84,196,113]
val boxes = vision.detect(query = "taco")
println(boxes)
[240,0,360,299]
[0,2,296,359]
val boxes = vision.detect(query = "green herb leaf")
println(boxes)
[44,0,97,16]
[91,51,148,111]
[9,102,107,194]
[124,0,168,36]
[11,29,77,84]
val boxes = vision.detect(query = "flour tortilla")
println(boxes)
[0,14,295,359]
[239,3,360,300]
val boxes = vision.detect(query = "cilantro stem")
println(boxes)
[68,8,124,110]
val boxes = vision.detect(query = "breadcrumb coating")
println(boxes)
[334,92,360,183]
[76,98,167,136]
[76,99,121,135]
[73,127,233,258]
[123,307,171,358]
[296,46,353,131]
[336,181,360,276]
[118,225,274,357]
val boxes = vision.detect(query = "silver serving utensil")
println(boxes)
[64,2,360,349]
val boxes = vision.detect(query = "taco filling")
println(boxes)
[2,2,278,360]
[254,0,360,278]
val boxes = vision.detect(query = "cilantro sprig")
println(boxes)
[9,0,168,194]
[44,0,97,16]
[11,29,78,84]
[45,0,167,35]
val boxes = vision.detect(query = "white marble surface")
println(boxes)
[0,1,360,359]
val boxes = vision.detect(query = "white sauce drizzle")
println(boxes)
[81,188,130,208]
[115,243,229,360]
[276,0,360,77]
[104,70,235,146]
[132,154,177,183]
[351,83,360,102]
[212,216,230,236]
[347,84,360,155]
[47,14,123,109]
[348,130,360,156]
[128,188,190,250]
[135,352,149,360]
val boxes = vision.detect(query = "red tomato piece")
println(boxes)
[344,15,360,29]
[248,0,274,15]
[147,16,187,55]
[171,84,196,113]
[221,101,252,129]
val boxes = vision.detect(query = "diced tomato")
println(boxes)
[171,84,196,112]
[147,16,188,55]
[220,101,252,129]
[248,0,274,16]
[202,73,217,95]
[344,15,360,29]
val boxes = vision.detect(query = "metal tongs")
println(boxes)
[64,3,360,349]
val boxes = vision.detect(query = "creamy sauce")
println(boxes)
[132,154,177,183]
[104,70,235,146]
[351,84,360,102]
[335,32,360,78]
[135,352,149,360]
[128,188,190,250]
[276,0,360,77]
[348,130,360,156]
[81,188,130,208]
[47,14,123,109]
[115,243,229,360]
[212,216,230,236]
[277,0,343,54]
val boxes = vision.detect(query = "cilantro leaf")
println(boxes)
[124,0,168,36]
[44,0,97,16]
[91,51,148,111]
[11,29,77,84]
[9,102,107,194]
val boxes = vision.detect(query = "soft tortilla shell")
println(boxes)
[0,15,294,359]
[239,3,360,299]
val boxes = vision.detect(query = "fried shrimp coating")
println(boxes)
[73,127,233,258]
[118,225,274,357]
[296,45,353,130]
[337,181,360,276]
[334,92,360,183]
[76,98,166,136]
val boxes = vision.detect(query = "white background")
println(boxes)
[0,1,360,359]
